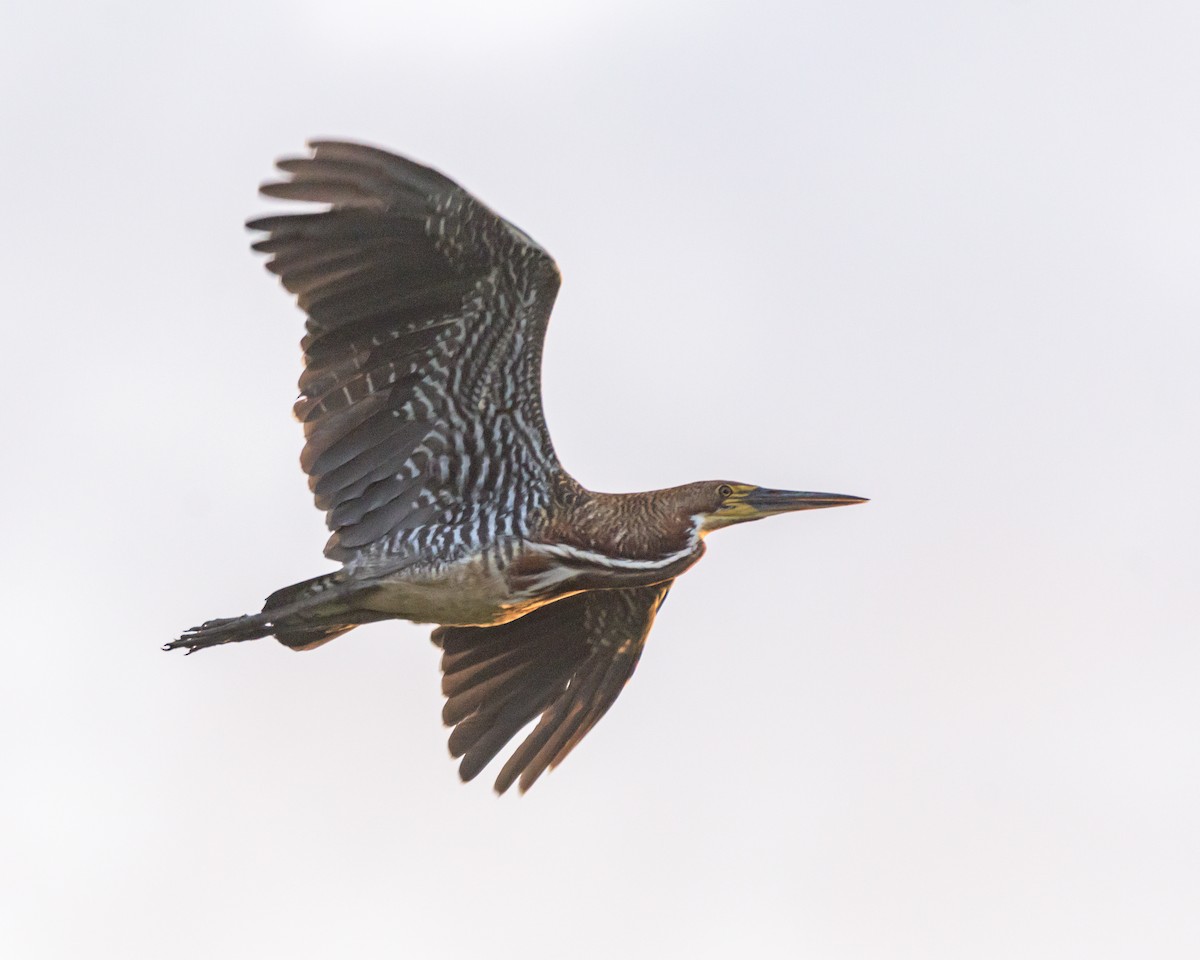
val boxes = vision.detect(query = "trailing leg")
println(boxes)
[165,570,375,654]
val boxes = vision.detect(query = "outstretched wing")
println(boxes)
[248,141,563,561]
[432,583,672,794]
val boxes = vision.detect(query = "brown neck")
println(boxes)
[543,482,701,562]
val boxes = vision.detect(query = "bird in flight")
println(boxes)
[167,141,866,793]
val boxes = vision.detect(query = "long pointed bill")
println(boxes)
[701,485,868,531]
[742,488,868,517]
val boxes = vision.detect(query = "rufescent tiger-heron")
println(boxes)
[167,141,867,793]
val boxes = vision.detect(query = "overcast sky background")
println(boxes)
[3,2,1198,957]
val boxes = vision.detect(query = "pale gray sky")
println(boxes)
[3,2,1199,958]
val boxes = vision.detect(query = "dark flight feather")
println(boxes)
[433,582,671,793]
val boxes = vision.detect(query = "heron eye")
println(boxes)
[717,484,733,499]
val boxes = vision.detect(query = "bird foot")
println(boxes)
[164,615,273,654]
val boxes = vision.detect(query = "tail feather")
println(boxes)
[262,571,348,612]
[273,623,356,651]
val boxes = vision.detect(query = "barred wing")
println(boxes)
[248,141,563,561]
[433,583,672,794]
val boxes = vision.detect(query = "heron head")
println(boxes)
[692,481,867,534]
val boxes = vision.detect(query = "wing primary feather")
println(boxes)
[548,651,641,773]
[455,688,563,783]
[247,210,424,242]
[307,140,460,194]
[441,658,556,727]
[274,157,398,196]
[512,655,616,792]
[259,180,379,205]
[266,240,394,279]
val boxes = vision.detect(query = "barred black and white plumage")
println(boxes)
[251,140,563,566]
[168,140,867,793]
